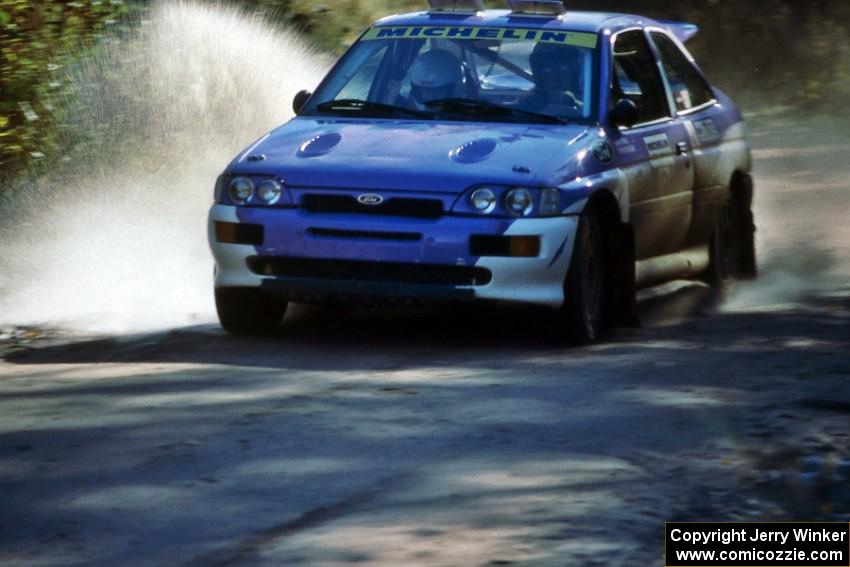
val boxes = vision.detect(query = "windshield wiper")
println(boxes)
[424,98,567,125]
[315,99,433,119]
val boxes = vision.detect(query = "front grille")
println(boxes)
[301,194,443,219]
[248,257,491,286]
[308,228,422,241]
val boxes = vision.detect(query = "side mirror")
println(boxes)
[610,98,638,129]
[293,90,312,115]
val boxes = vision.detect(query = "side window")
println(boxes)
[650,32,714,112]
[612,30,669,125]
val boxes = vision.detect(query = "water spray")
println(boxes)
[0,1,326,332]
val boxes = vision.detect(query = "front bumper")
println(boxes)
[208,204,578,308]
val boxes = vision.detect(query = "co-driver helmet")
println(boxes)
[410,49,463,104]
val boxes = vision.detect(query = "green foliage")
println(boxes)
[237,0,422,54]
[0,0,132,180]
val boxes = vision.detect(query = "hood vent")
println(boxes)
[450,138,498,163]
[297,132,342,158]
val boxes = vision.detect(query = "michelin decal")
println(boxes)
[363,26,598,48]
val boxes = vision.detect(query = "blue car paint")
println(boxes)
[224,119,598,271]
[209,7,750,308]
[226,120,592,192]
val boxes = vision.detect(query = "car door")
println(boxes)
[610,29,695,259]
[648,30,727,247]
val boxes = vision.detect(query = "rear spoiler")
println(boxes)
[659,20,699,43]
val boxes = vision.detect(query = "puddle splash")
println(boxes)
[0,2,326,333]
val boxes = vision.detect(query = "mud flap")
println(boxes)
[608,222,640,327]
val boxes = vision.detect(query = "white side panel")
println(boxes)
[208,205,264,289]
[473,216,579,308]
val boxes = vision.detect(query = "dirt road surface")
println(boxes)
[1,116,849,566]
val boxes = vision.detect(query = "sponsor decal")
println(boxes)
[592,141,614,164]
[362,26,598,48]
[693,118,720,145]
[357,193,385,206]
[615,138,637,154]
[643,133,672,159]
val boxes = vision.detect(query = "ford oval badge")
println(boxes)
[357,193,384,206]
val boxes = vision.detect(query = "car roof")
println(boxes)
[372,9,660,36]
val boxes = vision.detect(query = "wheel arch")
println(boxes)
[585,188,623,228]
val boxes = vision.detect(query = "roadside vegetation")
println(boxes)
[0,0,134,182]
[2,0,849,185]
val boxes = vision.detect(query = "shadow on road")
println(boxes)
[1,284,848,566]
[2,281,720,369]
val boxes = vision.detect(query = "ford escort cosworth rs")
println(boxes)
[208,0,756,342]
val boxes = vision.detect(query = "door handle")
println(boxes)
[676,142,689,156]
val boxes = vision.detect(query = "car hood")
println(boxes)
[227,117,592,192]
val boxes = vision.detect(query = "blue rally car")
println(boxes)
[209,0,756,342]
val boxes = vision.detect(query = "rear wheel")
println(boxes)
[560,209,607,344]
[215,288,286,335]
[704,196,742,290]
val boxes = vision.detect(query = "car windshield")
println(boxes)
[303,25,600,125]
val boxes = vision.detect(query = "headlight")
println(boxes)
[505,188,533,217]
[539,187,561,216]
[256,179,282,204]
[228,177,254,204]
[470,188,496,213]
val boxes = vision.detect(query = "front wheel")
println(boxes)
[559,209,607,344]
[215,288,286,335]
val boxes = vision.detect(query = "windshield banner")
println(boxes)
[363,26,598,48]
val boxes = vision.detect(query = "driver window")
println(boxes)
[612,30,669,125]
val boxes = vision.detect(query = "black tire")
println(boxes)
[560,209,608,344]
[215,288,286,335]
[704,196,742,290]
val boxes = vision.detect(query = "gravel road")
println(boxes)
[1,115,848,566]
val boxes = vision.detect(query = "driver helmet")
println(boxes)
[529,43,582,96]
[410,49,463,104]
